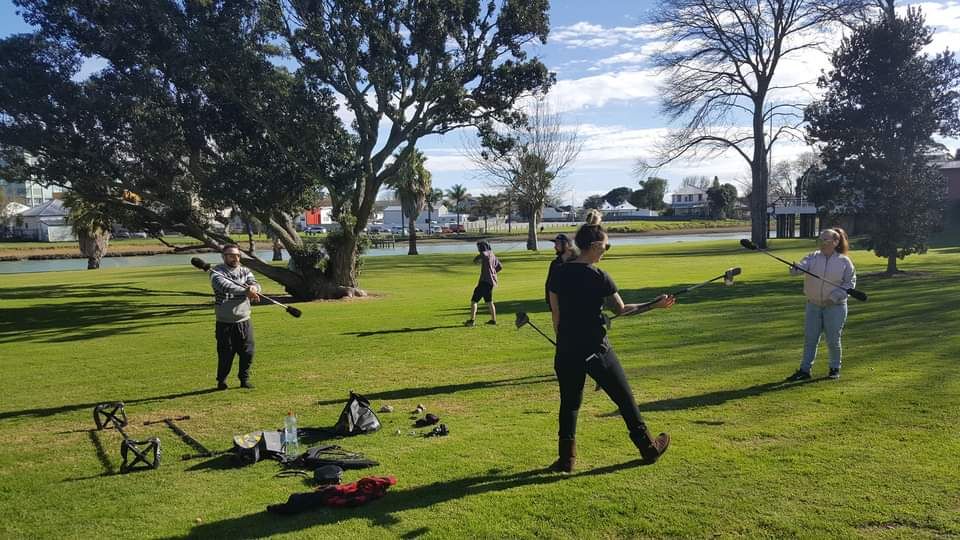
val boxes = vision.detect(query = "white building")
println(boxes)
[542,206,576,221]
[383,203,449,227]
[599,201,658,218]
[669,186,709,216]
[15,199,76,241]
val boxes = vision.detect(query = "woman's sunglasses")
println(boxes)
[592,241,611,252]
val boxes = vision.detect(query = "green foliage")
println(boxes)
[603,187,633,207]
[1,0,552,294]
[630,177,668,211]
[805,6,960,271]
[582,194,605,210]
[706,183,738,219]
[388,149,432,222]
[445,184,470,224]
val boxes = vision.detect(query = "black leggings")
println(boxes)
[554,342,646,440]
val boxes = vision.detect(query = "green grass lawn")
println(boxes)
[1,235,958,538]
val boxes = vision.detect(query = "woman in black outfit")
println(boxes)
[547,210,674,472]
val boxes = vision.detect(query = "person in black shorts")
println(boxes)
[546,210,674,472]
[465,241,502,326]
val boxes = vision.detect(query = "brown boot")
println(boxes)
[630,425,670,464]
[548,438,576,473]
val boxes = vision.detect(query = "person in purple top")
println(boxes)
[465,241,502,327]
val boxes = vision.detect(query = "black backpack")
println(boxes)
[333,392,381,436]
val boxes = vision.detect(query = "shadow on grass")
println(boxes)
[0,388,220,421]
[342,324,464,337]
[597,378,824,417]
[172,461,648,539]
[0,282,208,301]
[315,375,555,407]
[0,299,208,344]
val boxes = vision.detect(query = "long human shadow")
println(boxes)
[0,388,220,422]
[342,324,464,337]
[315,374,554,406]
[596,378,823,418]
[173,460,648,539]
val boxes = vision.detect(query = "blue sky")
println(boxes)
[3,1,959,204]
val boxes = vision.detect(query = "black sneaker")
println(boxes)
[485,320,497,326]
[785,369,811,382]
[828,368,840,380]
[216,381,228,391]
[240,380,255,389]
[463,319,475,327]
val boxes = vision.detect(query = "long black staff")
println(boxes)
[603,267,741,329]
[739,239,867,301]
[190,257,303,318]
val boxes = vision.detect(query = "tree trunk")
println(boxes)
[78,229,109,270]
[526,209,540,251]
[751,107,769,249]
[408,214,418,255]
[239,214,365,300]
[886,253,898,274]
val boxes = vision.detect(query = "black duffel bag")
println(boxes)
[333,391,381,436]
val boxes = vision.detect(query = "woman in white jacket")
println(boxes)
[785,228,856,381]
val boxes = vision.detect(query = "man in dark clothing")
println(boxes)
[210,245,261,390]
[465,241,502,327]
[545,233,576,308]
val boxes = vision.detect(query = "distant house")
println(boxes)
[304,203,336,227]
[599,201,658,218]
[383,203,449,227]
[16,199,75,241]
[939,157,960,202]
[669,186,709,217]
[541,206,576,221]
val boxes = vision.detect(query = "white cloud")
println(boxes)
[547,70,665,112]
[551,21,663,49]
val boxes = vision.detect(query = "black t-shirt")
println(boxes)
[544,256,565,305]
[548,262,618,352]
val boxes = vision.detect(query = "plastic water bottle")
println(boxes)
[283,411,300,457]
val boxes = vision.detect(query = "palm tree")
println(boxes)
[388,149,432,255]
[476,194,499,234]
[64,193,112,270]
[445,184,469,227]
[425,188,444,232]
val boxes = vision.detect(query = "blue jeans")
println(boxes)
[801,301,847,372]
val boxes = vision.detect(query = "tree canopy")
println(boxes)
[805,2,960,273]
[1,0,553,298]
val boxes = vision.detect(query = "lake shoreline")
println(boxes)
[0,225,751,262]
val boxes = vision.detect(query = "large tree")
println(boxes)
[639,0,868,248]
[805,1,960,273]
[706,177,739,219]
[0,2,357,299]
[629,177,668,211]
[388,149,432,255]
[464,99,581,250]
[602,187,633,207]
[474,193,499,233]
[2,0,552,298]
[281,0,553,276]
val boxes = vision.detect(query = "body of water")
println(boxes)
[0,232,754,274]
